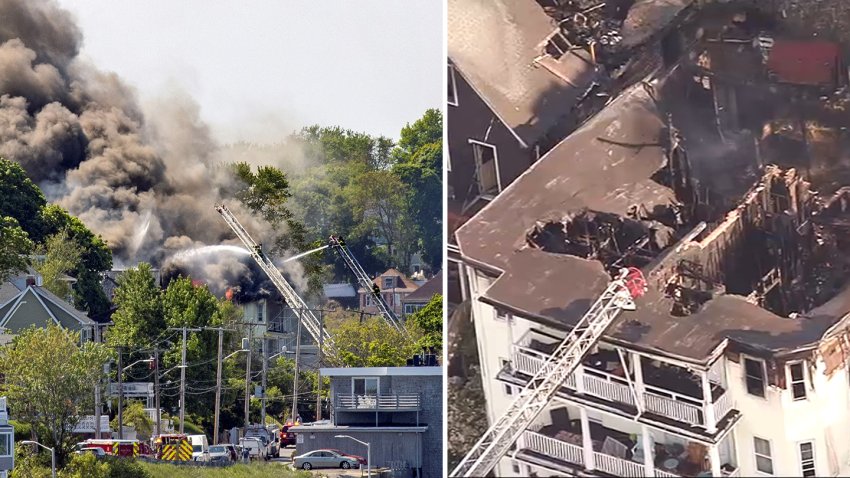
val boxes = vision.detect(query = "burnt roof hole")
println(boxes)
[526,209,676,274]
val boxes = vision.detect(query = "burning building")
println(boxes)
[455,4,850,476]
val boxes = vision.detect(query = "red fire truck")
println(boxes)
[78,439,151,457]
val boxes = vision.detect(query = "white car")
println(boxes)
[188,434,210,462]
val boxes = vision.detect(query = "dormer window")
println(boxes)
[383,277,394,289]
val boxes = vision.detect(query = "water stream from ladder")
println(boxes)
[281,244,329,263]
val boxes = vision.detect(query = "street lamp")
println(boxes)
[335,435,370,478]
[20,440,55,478]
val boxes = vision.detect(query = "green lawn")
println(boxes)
[139,461,311,478]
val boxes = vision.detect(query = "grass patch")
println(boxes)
[139,461,311,478]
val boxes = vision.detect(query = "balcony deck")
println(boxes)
[516,420,740,477]
[335,394,421,412]
[511,330,738,432]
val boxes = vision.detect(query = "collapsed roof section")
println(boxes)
[457,73,850,363]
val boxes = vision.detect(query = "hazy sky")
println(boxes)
[56,1,443,143]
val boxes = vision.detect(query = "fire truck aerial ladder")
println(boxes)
[215,204,336,358]
[449,267,647,477]
[327,235,405,332]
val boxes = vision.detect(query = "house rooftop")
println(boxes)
[404,271,442,303]
[457,74,850,364]
[766,40,840,87]
[320,366,443,377]
[620,0,695,50]
[448,0,597,147]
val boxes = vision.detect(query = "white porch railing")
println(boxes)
[655,468,682,477]
[593,451,645,477]
[520,431,584,466]
[583,370,635,406]
[643,387,702,425]
[512,330,735,429]
[336,394,420,410]
[712,390,733,421]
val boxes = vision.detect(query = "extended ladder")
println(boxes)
[215,204,336,358]
[450,267,646,477]
[328,236,405,332]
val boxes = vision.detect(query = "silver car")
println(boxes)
[293,449,362,470]
[208,445,231,463]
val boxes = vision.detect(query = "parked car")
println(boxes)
[76,447,107,457]
[293,449,363,470]
[224,444,238,462]
[208,445,231,463]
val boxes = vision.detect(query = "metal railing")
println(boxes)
[336,394,421,411]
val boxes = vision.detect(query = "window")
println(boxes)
[789,362,807,400]
[469,140,501,195]
[494,309,510,321]
[257,300,264,322]
[365,294,373,306]
[754,437,774,474]
[394,293,402,305]
[447,64,458,106]
[0,431,9,457]
[383,277,394,289]
[744,357,766,397]
[511,460,521,474]
[404,304,424,315]
[798,441,816,477]
[500,359,513,395]
[353,377,379,396]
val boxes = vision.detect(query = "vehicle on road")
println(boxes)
[153,434,192,461]
[208,445,232,463]
[188,434,210,462]
[293,449,364,470]
[76,439,149,457]
[279,421,298,448]
[239,436,266,461]
[244,425,277,458]
[76,447,107,457]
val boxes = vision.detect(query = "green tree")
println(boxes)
[0,216,33,282]
[34,229,82,301]
[0,325,111,466]
[110,401,153,441]
[331,316,419,367]
[393,109,443,270]
[107,263,164,349]
[408,294,443,351]
[61,453,109,478]
[0,158,47,241]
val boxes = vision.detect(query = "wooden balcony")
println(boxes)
[510,330,736,431]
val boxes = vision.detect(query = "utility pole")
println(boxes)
[291,310,303,423]
[154,346,161,437]
[94,378,101,438]
[316,310,323,421]
[214,328,223,444]
[244,326,253,428]
[117,347,123,440]
[169,326,201,434]
[261,337,268,426]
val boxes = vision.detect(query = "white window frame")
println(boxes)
[753,436,774,475]
[787,361,808,401]
[797,440,816,477]
[494,308,510,322]
[365,294,373,306]
[499,358,513,395]
[468,139,503,194]
[743,355,767,398]
[447,63,458,107]
[383,277,394,289]
[352,377,379,397]
[0,430,11,457]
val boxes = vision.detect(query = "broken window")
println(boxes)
[448,64,458,106]
[470,140,500,195]
[754,437,774,475]
[744,357,766,397]
[789,362,807,400]
[798,441,816,477]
